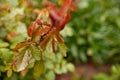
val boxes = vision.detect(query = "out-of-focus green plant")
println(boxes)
[0,0,28,76]
[93,64,120,80]
[61,0,120,64]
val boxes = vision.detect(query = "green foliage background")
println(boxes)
[62,0,120,64]
[0,0,120,80]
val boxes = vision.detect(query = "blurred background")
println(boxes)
[0,0,120,80]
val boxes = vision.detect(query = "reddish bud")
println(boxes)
[49,9,62,21]
[36,18,42,26]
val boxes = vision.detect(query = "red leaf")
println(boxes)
[35,27,50,36]
[27,22,36,37]
[55,33,64,43]
[40,28,55,47]
[59,12,71,30]
[52,39,56,53]
[43,22,51,27]
[13,43,28,51]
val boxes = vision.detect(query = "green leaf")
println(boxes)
[55,64,62,74]
[60,25,74,37]
[0,27,7,39]
[0,66,6,72]
[0,40,9,48]
[57,43,67,57]
[45,71,55,80]
[6,0,18,7]
[45,61,54,69]
[42,38,55,59]
[7,69,13,78]
[30,45,41,60]
[0,48,13,63]
[66,63,75,72]
[45,38,53,53]
[10,35,26,43]
[28,58,35,68]
[33,60,45,78]
[56,53,63,63]
[42,51,55,60]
